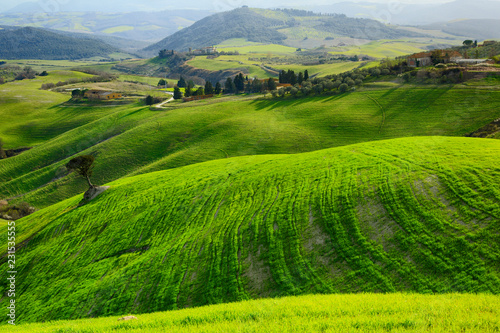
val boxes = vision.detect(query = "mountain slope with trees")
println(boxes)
[142,7,287,54]
[142,7,424,54]
[0,26,121,60]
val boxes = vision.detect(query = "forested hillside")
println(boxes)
[0,26,120,60]
[142,7,425,54]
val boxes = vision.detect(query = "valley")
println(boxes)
[0,3,499,331]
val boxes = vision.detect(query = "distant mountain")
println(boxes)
[45,29,149,54]
[0,26,121,60]
[142,7,287,54]
[142,7,425,54]
[424,19,500,41]
[310,0,500,25]
[0,9,212,43]
[2,0,216,13]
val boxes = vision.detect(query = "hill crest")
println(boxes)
[2,136,499,323]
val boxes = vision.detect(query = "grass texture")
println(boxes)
[2,294,499,332]
[0,136,499,323]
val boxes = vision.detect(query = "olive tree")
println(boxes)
[66,155,95,189]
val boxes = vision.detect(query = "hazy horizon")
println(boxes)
[0,0,484,14]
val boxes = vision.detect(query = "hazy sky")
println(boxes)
[0,0,473,13]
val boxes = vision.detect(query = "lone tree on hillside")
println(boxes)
[173,86,183,99]
[66,155,95,189]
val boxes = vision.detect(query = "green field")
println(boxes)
[3,294,499,332]
[187,56,271,78]
[1,76,500,209]
[216,39,298,54]
[1,136,499,323]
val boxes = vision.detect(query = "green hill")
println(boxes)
[142,7,425,54]
[424,19,500,41]
[1,73,500,209]
[0,26,121,60]
[1,137,499,323]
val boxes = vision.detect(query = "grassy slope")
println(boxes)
[1,137,499,323]
[0,71,128,148]
[3,294,499,332]
[1,81,500,208]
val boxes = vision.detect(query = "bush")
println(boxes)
[339,83,349,93]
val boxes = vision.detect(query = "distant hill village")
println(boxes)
[407,40,496,67]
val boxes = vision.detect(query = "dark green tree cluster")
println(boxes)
[157,79,167,87]
[223,75,280,95]
[71,89,88,99]
[144,95,163,105]
[279,69,308,84]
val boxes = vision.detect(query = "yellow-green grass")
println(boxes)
[3,294,499,332]
[1,59,104,72]
[118,75,178,88]
[187,56,270,78]
[215,39,298,54]
[1,137,499,323]
[2,84,500,208]
[0,70,126,147]
[328,40,428,59]
[271,62,367,77]
[101,25,134,34]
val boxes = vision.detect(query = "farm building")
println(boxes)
[84,90,122,100]
[407,50,462,67]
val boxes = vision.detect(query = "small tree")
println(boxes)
[145,95,154,105]
[304,70,309,81]
[185,86,192,97]
[205,81,214,95]
[158,79,167,86]
[178,76,187,87]
[267,78,277,91]
[195,87,204,96]
[297,72,304,84]
[339,83,349,93]
[215,82,222,94]
[66,155,95,189]
[463,40,473,47]
[224,77,235,94]
[173,86,183,99]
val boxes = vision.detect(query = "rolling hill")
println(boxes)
[0,9,212,43]
[1,136,499,323]
[423,19,500,41]
[1,70,500,209]
[0,26,122,60]
[141,7,425,55]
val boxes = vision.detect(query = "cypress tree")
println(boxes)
[297,72,304,84]
[215,82,222,94]
[267,77,277,91]
[173,86,183,99]
[304,70,309,81]
[205,81,214,95]
[177,76,186,87]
